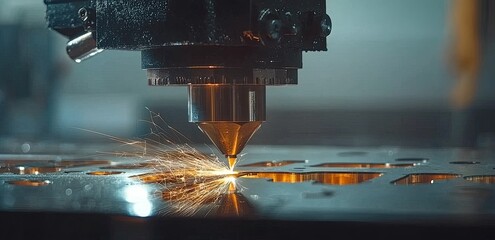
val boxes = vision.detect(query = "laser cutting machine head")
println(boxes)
[44,0,331,168]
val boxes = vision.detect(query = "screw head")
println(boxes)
[266,19,283,40]
[320,14,332,37]
[78,8,88,21]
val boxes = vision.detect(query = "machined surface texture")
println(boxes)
[147,68,298,85]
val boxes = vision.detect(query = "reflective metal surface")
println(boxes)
[1,144,495,238]
[66,32,103,63]
[198,121,262,163]
[189,84,265,168]
[188,85,266,122]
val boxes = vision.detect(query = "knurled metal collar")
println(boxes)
[147,68,298,85]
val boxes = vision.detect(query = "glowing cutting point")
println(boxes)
[227,156,237,170]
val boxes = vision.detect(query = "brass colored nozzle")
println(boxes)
[188,84,265,169]
[198,121,262,169]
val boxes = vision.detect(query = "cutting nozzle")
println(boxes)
[198,121,262,169]
[188,84,265,169]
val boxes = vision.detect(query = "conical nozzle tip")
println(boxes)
[198,121,262,168]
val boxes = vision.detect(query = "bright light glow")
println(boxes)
[224,176,236,184]
[123,185,149,203]
[123,185,153,217]
[92,110,241,216]
[131,201,153,217]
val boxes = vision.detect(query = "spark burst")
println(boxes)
[85,109,244,216]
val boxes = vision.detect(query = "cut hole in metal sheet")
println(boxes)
[86,171,124,175]
[241,172,382,185]
[238,160,305,168]
[449,161,481,164]
[395,158,429,163]
[312,163,415,168]
[464,175,495,184]
[337,151,368,157]
[7,179,52,186]
[392,173,460,185]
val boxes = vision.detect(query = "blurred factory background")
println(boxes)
[0,0,494,153]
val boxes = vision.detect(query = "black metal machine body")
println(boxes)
[45,0,329,72]
[44,0,331,166]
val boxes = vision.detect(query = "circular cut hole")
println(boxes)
[87,171,124,175]
[8,179,51,186]
[450,161,480,164]
[395,158,429,162]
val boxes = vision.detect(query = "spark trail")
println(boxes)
[85,109,244,216]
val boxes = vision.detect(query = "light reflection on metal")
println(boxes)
[0,159,111,169]
[395,158,429,163]
[7,179,52,187]
[187,84,266,122]
[87,171,124,175]
[216,191,257,218]
[66,32,103,63]
[131,167,240,216]
[312,163,416,168]
[123,185,154,217]
[393,173,460,185]
[101,162,157,170]
[0,166,62,175]
[464,175,495,184]
[241,172,382,185]
[238,160,306,168]
[130,201,153,217]
[160,174,238,216]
